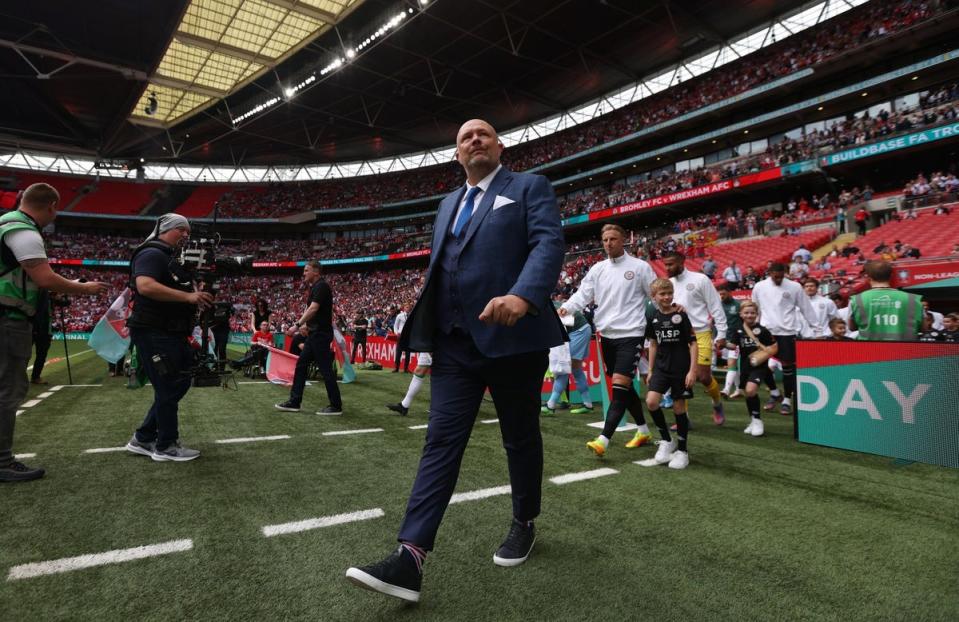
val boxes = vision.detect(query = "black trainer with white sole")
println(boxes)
[274,400,301,412]
[493,520,536,567]
[346,546,421,602]
[316,406,343,416]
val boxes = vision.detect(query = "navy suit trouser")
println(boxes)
[397,330,547,550]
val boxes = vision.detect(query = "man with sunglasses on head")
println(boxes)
[123,214,213,463]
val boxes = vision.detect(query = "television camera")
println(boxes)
[177,222,253,387]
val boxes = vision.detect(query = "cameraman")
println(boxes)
[123,214,213,463]
[1,183,108,483]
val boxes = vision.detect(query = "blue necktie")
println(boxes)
[452,187,480,238]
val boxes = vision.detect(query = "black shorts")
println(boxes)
[740,365,772,389]
[774,334,797,365]
[600,336,643,377]
[648,372,686,397]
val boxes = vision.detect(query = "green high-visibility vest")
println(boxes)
[0,210,42,319]
[850,287,923,341]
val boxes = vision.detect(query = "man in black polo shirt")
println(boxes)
[351,311,368,363]
[275,260,343,415]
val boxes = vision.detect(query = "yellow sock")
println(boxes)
[706,377,722,404]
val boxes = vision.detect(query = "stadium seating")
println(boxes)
[70,180,162,215]
[175,186,230,218]
[649,229,835,282]
[812,207,959,280]
[0,171,86,210]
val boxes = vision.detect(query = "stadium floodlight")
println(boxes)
[346,48,356,59]
[284,86,296,98]
[233,96,282,125]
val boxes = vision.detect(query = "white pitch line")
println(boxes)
[322,428,384,436]
[7,538,193,581]
[59,384,102,388]
[549,468,619,485]
[14,453,36,460]
[50,385,64,391]
[261,508,384,537]
[408,424,429,430]
[83,447,127,454]
[215,435,291,444]
[36,392,54,399]
[26,348,93,372]
[20,400,41,408]
[480,418,499,424]
[449,485,512,505]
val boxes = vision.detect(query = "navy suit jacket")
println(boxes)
[401,167,566,358]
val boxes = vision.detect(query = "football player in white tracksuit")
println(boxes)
[561,224,657,455]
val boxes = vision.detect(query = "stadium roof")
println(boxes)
[128,0,365,128]
[0,0,840,169]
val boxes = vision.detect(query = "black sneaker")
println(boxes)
[0,461,45,483]
[493,520,536,567]
[346,546,422,602]
[316,406,343,416]
[274,400,301,412]
[387,402,409,416]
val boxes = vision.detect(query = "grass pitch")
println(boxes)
[3,346,958,621]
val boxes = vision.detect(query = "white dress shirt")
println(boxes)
[453,164,502,227]
[670,268,728,339]
[562,252,656,338]
[751,276,821,336]
[722,265,742,283]
[393,311,407,334]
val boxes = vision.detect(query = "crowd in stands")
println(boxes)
[558,94,959,220]
[902,169,959,203]
[46,229,433,262]
[53,269,130,332]
[212,167,464,218]
[202,0,945,219]
[501,0,940,173]
[207,81,959,223]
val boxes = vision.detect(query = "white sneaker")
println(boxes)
[668,450,689,470]
[729,390,744,399]
[653,439,677,464]
[750,418,764,437]
[743,420,755,434]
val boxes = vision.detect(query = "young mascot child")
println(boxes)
[642,278,698,469]
[727,301,778,436]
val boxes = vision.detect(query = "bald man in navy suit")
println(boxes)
[347,119,566,602]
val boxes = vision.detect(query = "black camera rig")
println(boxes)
[177,222,253,388]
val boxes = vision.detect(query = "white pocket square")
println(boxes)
[492,195,516,210]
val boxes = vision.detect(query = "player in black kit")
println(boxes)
[643,279,697,470]
[725,301,778,437]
